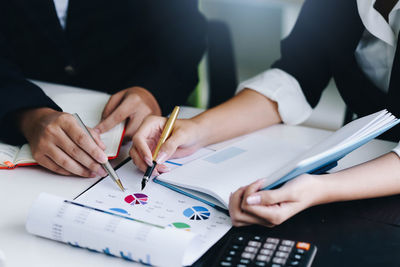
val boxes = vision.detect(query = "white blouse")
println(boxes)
[237,0,400,154]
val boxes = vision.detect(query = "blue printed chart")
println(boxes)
[109,208,130,215]
[183,206,210,220]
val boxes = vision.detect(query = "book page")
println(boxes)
[0,143,19,166]
[26,193,199,267]
[76,162,232,265]
[158,133,307,207]
[14,144,35,165]
[50,92,124,157]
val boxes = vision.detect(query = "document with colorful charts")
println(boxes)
[26,148,231,267]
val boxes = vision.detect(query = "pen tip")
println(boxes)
[141,179,147,191]
[116,179,125,192]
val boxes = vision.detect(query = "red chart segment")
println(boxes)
[124,193,149,206]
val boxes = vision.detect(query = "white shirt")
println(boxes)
[237,0,400,154]
[53,0,69,29]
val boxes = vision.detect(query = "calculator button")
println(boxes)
[248,241,262,247]
[259,249,273,256]
[256,254,271,262]
[292,254,302,260]
[244,246,258,253]
[266,238,279,244]
[254,262,267,266]
[252,235,262,241]
[263,243,277,250]
[278,245,292,252]
[240,259,251,264]
[228,250,237,256]
[237,264,247,267]
[296,242,310,251]
[231,245,241,250]
[271,264,283,267]
[272,257,287,264]
[295,249,306,254]
[275,251,289,258]
[281,240,295,246]
[241,252,255,260]
[234,236,246,245]
[224,256,234,262]
[288,260,301,266]
[220,261,233,266]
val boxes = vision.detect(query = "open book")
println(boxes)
[155,110,399,210]
[0,83,125,169]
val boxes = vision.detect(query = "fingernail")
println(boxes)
[98,168,107,176]
[145,156,153,166]
[158,164,170,173]
[99,153,108,164]
[156,152,167,164]
[247,195,261,205]
[94,128,101,134]
[90,172,97,178]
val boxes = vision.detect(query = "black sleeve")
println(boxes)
[124,0,207,115]
[0,33,61,145]
[271,0,334,108]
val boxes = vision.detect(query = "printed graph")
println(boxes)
[109,208,129,215]
[183,206,210,220]
[124,193,148,206]
[169,222,191,231]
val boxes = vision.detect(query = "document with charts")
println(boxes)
[26,150,232,267]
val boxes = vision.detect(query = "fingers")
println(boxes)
[89,128,106,150]
[229,188,274,227]
[96,100,132,134]
[154,131,186,164]
[38,155,73,176]
[101,90,125,120]
[57,130,106,176]
[62,118,108,164]
[243,179,293,207]
[130,116,166,171]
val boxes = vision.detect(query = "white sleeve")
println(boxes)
[391,142,400,157]
[236,68,313,125]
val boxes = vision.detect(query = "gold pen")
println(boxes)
[73,113,125,192]
[141,106,180,190]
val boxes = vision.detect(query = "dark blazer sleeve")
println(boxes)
[0,33,61,145]
[124,0,207,115]
[272,0,334,108]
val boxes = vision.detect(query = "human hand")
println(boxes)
[95,87,161,141]
[130,115,206,175]
[18,108,108,177]
[229,174,324,227]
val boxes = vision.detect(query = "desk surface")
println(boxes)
[0,82,398,267]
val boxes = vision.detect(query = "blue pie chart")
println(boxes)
[183,206,210,220]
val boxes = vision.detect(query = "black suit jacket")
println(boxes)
[272,0,400,141]
[0,0,206,145]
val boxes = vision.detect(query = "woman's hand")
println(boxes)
[130,115,207,175]
[229,174,324,227]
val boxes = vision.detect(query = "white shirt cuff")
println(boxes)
[391,142,400,157]
[236,68,313,125]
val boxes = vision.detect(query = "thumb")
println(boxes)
[155,133,184,164]
[246,186,293,206]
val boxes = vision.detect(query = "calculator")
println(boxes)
[212,233,317,267]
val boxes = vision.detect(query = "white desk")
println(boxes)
[0,83,397,267]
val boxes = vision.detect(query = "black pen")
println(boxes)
[141,106,180,190]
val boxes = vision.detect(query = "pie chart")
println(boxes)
[170,222,191,231]
[124,193,148,206]
[109,208,129,215]
[183,206,210,220]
